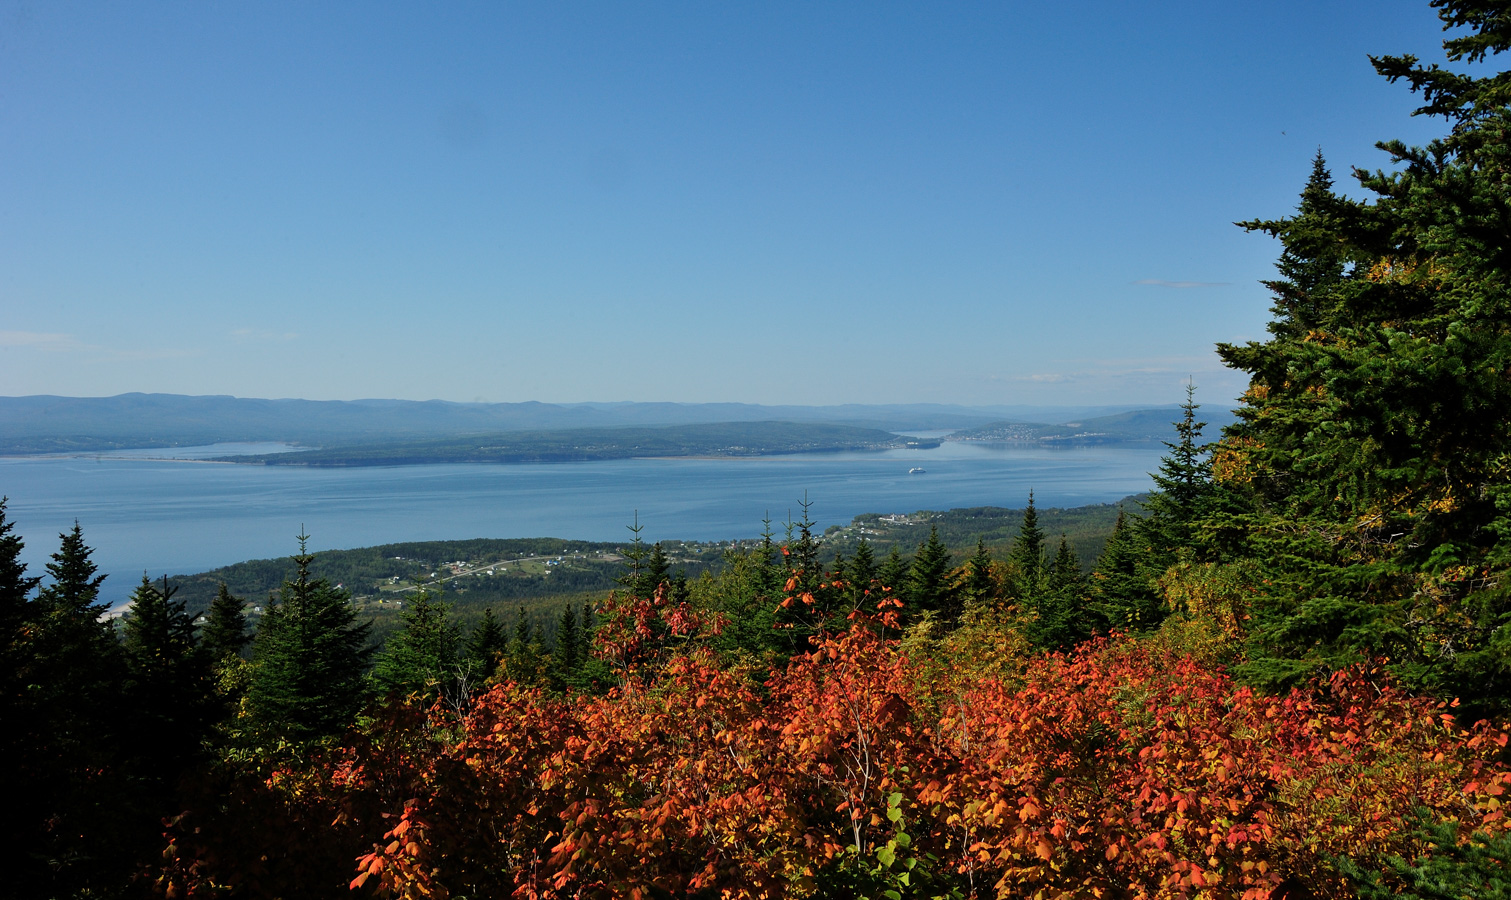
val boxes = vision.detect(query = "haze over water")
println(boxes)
[4,440,1166,607]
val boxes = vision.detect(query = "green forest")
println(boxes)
[8,2,1511,897]
[215,422,937,467]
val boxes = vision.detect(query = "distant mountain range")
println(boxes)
[0,393,1194,455]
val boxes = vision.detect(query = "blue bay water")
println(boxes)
[2,441,1167,607]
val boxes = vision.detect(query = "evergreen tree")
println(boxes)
[200,582,250,663]
[513,604,533,647]
[876,546,910,599]
[1258,149,1350,342]
[619,514,650,594]
[0,497,41,762]
[1341,811,1511,899]
[121,575,213,786]
[754,515,783,599]
[1008,492,1047,597]
[552,603,581,675]
[1139,384,1214,567]
[908,526,957,623]
[372,586,461,700]
[1091,507,1164,632]
[1048,535,1083,596]
[848,538,877,607]
[783,497,824,599]
[1207,3,1511,714]
[638,542,674,598]
[37,520,108,618]
[774,497,847,640]
[961,538,998,611]
[14,523,131,895]
[1025,536,1093,652]
[505,605,543,681]
[467,606,508,673]
[248,535,372,741]
[0,497,40,654]
[122,575,204,691]
[829,550,848,594]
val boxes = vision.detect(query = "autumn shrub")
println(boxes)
[333,620,1509,900]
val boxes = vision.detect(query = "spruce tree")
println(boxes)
[908,526,957,623]
[248,535,372,741]
[848,538,877,606]
[961,538,998,611]
[467,607,508,672]
[1139,384,1214,567]
[1209,2,1511,714]
[0,497,40,653]
[513,604,533,647]
[505,605,541,681]
[754,515,782,599]
[552,603,580,675]
[1025,536,1092,652]
[1091,508,1164,632]
[0,497,41,762]
[121,575,213,782]
[1048,535,1083,596]
[876,546,910,600]
[637,542,674,598]
[774,497,846,639]
[1008,493,1046,598]
[38,521,108,618]
[200,582,250,662]
[16,523,130,895]
[619,515,650,595]
[372,586,460,700]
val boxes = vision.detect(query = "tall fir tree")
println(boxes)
[961,538,998,612]
[1008,492,1047,598]
[372,586,461,700]
[467,606,508,674]
[876,546,910,601]
[1139,384,1214,568]
[1206,1,1511,716]
[15,523,132,896]
[200,582,250,663]
[908,526,957,624]
[846,538,877,609]
[248,535,372,741]
[1025,536,1093,652]
[552,603,581,675]
[0,497,40,658]
[774,497,846,640]
[121,575,214,789]
[1091,507,1164,632]
[505,604,543,682]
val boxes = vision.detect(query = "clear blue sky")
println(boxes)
[0,1,1466,407]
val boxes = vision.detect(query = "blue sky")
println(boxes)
[0,1,1465,407]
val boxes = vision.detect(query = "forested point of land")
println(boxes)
[0,396,1042,456]
[8,3,1511,897]
[212,421,936,466]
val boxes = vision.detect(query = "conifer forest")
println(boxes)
[9,2,1511,897]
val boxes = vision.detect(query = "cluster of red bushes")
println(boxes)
[158,606,1509,899]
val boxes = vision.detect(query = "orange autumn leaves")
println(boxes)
[346,619,1510,900]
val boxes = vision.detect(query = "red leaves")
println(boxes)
[172,620,1511,900]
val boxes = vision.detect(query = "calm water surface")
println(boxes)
[3,440,1166,606]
